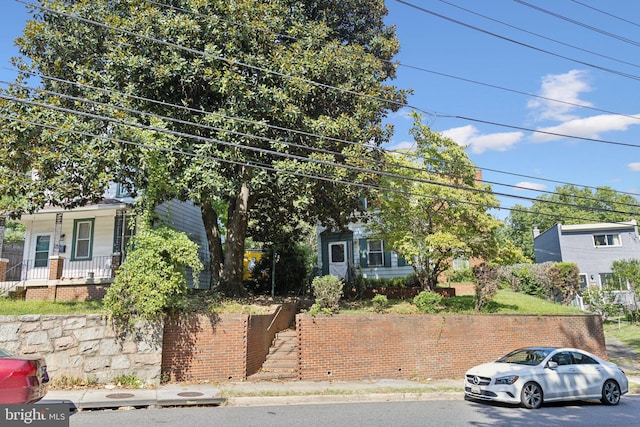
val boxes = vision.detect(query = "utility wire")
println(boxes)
[7,77,640,211]
[4,91,640,219]
[3,111,638,226]
[7,2,640,203]
[569,0,640,28]
[394,0,640,82]
[439,0,640,70]
[515,0,640,47]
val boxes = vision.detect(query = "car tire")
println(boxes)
[601,379,621,405]
[520,382,543,409]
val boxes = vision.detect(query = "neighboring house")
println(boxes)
[0,183,210,296]
[317,218,413,282]
[533,220,640,290]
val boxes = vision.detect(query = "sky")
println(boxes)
[1,0,640,219]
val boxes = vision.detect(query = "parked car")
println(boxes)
[464,347,628,409]
[0,348,49,404]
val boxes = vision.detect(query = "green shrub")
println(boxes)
[371,294,389,313]
[113,374,143,389]
[310,275,344,314]
[103,224,203,330]
[449,269,475,283]
[413,291,443,313]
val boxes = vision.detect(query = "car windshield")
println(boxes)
[497,349,551,366]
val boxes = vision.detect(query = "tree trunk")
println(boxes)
[219,167,251,296]
[200,203,223,285]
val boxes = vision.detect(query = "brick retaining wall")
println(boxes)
[296,313,605,381]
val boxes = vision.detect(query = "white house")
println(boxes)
[0,183,209,296]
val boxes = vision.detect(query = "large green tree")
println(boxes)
[505,185,640,260]
[366,113,501,291]
[0,0,406,295]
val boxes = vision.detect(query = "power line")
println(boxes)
[7,2,640,205]
[569,0,640,28]
[7,75,640,211]
[394,0,640,82]
[4,90,640,219]
[3,111,637,227]
[515,0,640,47]
[438,0,640,70]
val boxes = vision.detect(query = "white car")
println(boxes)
[464,347,628,409]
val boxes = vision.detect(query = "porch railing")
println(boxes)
[61,255,114,279]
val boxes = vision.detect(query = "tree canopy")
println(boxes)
[0,0,407,295]
[366,113,501,291]
[505,185,640,260]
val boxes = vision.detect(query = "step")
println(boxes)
[247,371,299,382]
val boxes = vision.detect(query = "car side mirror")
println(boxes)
[547,361,558,369]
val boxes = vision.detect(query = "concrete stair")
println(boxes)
[248,329,298,381]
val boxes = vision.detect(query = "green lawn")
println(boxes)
[0,299,105,315]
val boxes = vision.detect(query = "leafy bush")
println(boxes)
[413,291,443,313]
[310,275,344,314]
[449,269,475,283]
[371,294,389,313]
[547,262,580,305]
[498,263,551,299]
[248,244,309,295]
[103,224,203,330]
[582,285,619,320]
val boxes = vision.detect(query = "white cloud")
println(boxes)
[628,162,640,172]
[441,125,524,154]
[528,69,593,122]
[514,181,547,191]
[530,113,640,142]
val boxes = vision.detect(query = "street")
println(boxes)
[68,396,640,427]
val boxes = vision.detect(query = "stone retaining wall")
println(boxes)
[0,314,162,385]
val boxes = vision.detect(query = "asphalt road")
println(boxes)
[68,396,640,427]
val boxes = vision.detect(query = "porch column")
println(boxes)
[52,213,63,257]
[49,256,64,280]
[0,215,5,258]
[0,258,7,282]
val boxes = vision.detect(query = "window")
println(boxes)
[34,235,50,268]
[593,233,621,247]
[72,219,94,260]
[367,240,383,266]
[571,352,598,365]
[330,243,345,263]
[452,257,470,271]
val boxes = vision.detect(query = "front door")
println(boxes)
[328,241,348,279]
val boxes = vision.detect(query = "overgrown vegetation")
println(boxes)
[102,224,203,330]
[371,294,389,313]
[309,275,344,315]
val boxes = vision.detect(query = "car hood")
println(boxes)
[466,362,535,378]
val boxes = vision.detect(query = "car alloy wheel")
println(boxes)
[521,382,543,409]
[601,379,621,405]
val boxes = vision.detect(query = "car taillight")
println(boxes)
[9,361,38,378]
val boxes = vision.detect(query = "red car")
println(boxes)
[0,348,49,404]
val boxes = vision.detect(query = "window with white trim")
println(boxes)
[72,219,94,260]
[593,233,621,247]
[367,240,384,267]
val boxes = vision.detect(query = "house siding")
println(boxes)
[534,221,640,288]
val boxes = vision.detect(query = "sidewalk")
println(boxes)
[39,375,640,410]
[40,378,464,410]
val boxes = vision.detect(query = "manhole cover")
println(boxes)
[177,392,205,397]
[105,393,136,399]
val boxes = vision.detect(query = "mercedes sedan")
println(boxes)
[0,348,49,404]
[464,347,628,409]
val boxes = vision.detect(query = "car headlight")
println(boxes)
[495,375,519,385]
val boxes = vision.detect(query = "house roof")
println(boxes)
[559,220,637,233]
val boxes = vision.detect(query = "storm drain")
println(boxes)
[177,392,205,397]
[105,393,136,399]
